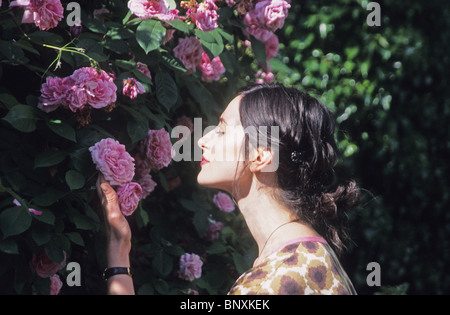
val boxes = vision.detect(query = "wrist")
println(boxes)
[107,240,131,268]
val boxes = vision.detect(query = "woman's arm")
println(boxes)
[97,175,135,295]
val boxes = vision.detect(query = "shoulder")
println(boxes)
[229,240,356,295]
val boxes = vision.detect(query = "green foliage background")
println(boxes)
[0,0,449,295]
[274,0,449,294]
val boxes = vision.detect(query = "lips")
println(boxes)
[200,155,210,166]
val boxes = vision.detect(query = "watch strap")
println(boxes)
[103,267,132,281]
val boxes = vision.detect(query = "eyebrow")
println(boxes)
[219,117,228,125]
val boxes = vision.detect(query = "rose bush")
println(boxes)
[0,0,290,294]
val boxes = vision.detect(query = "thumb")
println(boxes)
[100,182,118,204]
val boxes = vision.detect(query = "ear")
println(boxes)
[249,148,274,173]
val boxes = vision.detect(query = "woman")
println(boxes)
[97,83,360,295]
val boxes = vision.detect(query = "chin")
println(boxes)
[197,171,232,193]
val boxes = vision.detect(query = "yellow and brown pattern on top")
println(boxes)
[228,237,356,295]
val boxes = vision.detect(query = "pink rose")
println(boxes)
[50,274,63,295]
[139,128,173,170]
[250,0,290,32]
[191,0,219,32]
[264,32,279,61]
[10,0,64,31]
[213,192,235,212]
[255,69,275,84]
[243,11,272,42]
[198,51,226,82]
[70,67,117,110]
[136,62,152,79]
[136,174,157,200]
[127,0,177,20]
[89,138,135,186]
[122,78,146,99]
[37,76,73,113]
[173,36,203,74]
[31,250,66,278]
[203,220,224,241]
[116,182,143,216]
[178,253,203,281]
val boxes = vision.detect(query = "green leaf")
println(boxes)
[47,120,76,142]
[152,249,173,276]
[2,105,38,133]
[165,19,194,34]
[44,236,65,264]
[34,150,67,168]
[232,252,251,275]
[250,36,267,68]
[31,226,51,246]
[127,116,149,144]
[195,29,224,58]
[153,278,169,294]
[33,210,56,225]
[0,238,19,254]
[0,93,20,110]
[193,211,209,236]
[84,18,107,34]
[33,188,66,207]
[161,53,187,73]
[155,71,178,110]
[65,170,85,190]
[66,232,85,246]
[136,19,166,54]
[0,207,32,239]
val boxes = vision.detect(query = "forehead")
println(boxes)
[220,95,242,125]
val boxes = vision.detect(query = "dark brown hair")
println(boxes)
[237,83,360,255]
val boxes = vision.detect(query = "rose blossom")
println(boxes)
[173,36,203,74]
[10,0,64,31]
[69,67,117,110]
[50,274,63,295]
[89,138,135,186]
[31,250,66,278]
[37,76,74,113]
[243,11,272,42]
[264,32,279,61]
[249,0,290,32]
[122,78,146,99]
[116,182,143,216]
[198,52,226,82]
[136,174,157,199]
[127,0,178,20]
[136,62,152,79]
[213,192,235,212]
[255,69,274,84]
[178,253,203,281]
[139,128,173,170]
[191,0,219,32]
[203,220,224,241]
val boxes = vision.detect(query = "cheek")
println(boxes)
[197,129,248,190]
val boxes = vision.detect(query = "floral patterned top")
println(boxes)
[228,237,356,295]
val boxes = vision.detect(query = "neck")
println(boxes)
[233,174,321,265]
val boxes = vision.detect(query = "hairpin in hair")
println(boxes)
[290,150,306,165]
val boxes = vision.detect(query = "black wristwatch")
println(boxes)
[103,267,132,281]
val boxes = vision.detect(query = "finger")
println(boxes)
[101,182,118,204]
[96,173,106,199]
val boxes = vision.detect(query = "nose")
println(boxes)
[197,127,215,150]
[197,135,206,150]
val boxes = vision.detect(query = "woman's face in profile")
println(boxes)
[197,96,250,193]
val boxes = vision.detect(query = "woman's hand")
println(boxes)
[96,174,131,246]
[96,174,135,294]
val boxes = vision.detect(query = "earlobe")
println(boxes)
[249,148,273,173]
